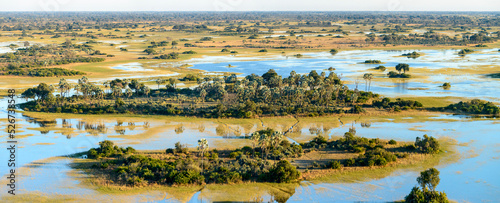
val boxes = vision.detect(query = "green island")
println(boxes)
[20,70,427,117]
[402,51,422,58]
[74,130,442,188]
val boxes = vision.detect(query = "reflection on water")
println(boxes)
[394,79,409,94]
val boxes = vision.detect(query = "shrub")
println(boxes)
[182,50,197,54]
[444,99,499,115]
[374,65,386,71]
[415,135,440,154]
[345,158,356,166]
[266,160,300,183]
[174,142,188,154]
[364,60,382,64]
[442,82,451,90]
[328,160,343,169]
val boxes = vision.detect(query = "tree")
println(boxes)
[415,135,440,154]
[141,86,150,97]
[58,78,71,97]
[252,128,283,159]
[362,73,373,91]
[417,168,440,192]
[35,83,54,101]
[143,48,157,55]
[197,139,209,173]
[405,168,449,203]
[168,78,177,88]
[155,79,166,89]
[125,88,133,99]
[199,89,207,102]
[262,69,278,84]
[267,160,301,183]
[396,63,410,74]
[128,79,141,94]
[21,88,36,101]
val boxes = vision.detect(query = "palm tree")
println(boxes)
[363,73,369,91]
[250,132,260,157]
[363,73,374,91]
[199,89,207,102]
[197,139,209,173]
[258,133,270,159]
[155,79,165,89]
[125,88,133,99]
[168,78,177,88]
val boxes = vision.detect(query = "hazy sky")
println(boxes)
[0,0,499,12]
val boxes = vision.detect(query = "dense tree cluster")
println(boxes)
[153,52,179,59]
[2,67,85,77]
[414,135,440,154]
[20,69,425,118]
[443,99,500,115]
[372,98,423,111]
[0,43,104,77]
[363,60,382,64]
[381,32,494,46]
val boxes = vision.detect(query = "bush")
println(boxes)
[174,142,188,154]
[415,135,440,154]
[442,82,451,90]
[154,52,179,59]
[328,160,343,169]
[402,51,421,58]
[374,65,386,71]
[458,48,474,55]
[444,99,499,115]
[388,139,397,145]
[345,158,356,166]
[388,71,411,78]
[86,140,135,159]
[364,60,382,64]
[266,160,301,183]
[182,50,197,54]
[200,37,213,41]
